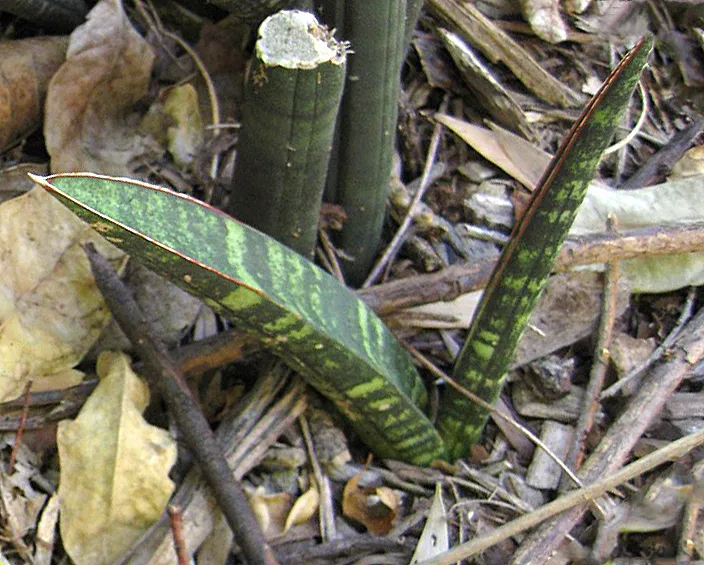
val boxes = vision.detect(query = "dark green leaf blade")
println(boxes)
[439,37,653,460]
[32,173,446,465]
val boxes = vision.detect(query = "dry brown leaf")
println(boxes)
[488,122,551,188]
[44,0,156,174]
[592,466,695,562]
[0,37,67,151]
[197,512,233,565]
[284,485,320,531]
[0,187,124,402]
[95,262,205,352]
[58,351,176,565]
[435,114,549,189]
[387,291,482,329]
[342,471,399,536]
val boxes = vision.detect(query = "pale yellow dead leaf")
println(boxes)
[342,472,399,535]
[44,0,156,174]
[164,84,204,167]
[58,352,176,565]
[0,187,124,402]
[31,369,84,393]
[284,485,320,531]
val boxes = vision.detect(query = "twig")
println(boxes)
[357,222,704,315]
[620,116,704,189]
[299,416,337,542]
[84,243,280,565]
[601,286,698,399]
[317,229,346,284]
[167,505,189,565]
[677,460,704,563]
[362,96,449,288]
[509,305,704,565]
[563,216,621,482]
[414,428,704,565]
[7,380,32,474]
[275,533,413,565]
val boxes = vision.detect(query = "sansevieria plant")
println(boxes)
[31,37,652,463]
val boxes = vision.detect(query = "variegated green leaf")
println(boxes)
[31,173,446,465]
[439,37,653,459]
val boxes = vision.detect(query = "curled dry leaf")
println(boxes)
[342,471,400,536]
[284,485,320,532]
[0,187,124,401]
[44,0,156,174]
[0,36,67,152]
[57,351,176,565]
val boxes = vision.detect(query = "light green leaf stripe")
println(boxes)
[31,173,445,465]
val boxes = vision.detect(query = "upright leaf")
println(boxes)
[439,38,653,459]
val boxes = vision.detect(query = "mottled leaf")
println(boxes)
[439,37,653,459]
[31,173,445,465]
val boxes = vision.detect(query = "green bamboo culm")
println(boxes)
[227,10,347,258]
[438,38,653,460]
[322,0,407,285]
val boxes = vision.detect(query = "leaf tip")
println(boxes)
[27,172,51,190]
